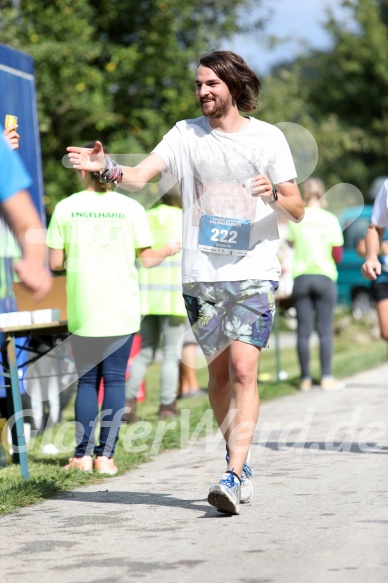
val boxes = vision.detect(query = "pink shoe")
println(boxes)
[94,456,118,475]
[64,456,93,472]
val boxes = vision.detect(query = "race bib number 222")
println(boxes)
[198,214,251,256]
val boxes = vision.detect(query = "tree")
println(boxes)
[258,0,388,197]
[0,0,265,214]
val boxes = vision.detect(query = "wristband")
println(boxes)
[94,157,123,185]
[268,187,278,204]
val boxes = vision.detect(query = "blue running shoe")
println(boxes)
[226,448,253,504]
[208,469,241,515]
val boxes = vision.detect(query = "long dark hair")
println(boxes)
[199,50,261,112]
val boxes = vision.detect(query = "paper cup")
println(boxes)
[31,310,52,324]
[244,178,253,195]
[7,312,20,327]
[18,312,32,326]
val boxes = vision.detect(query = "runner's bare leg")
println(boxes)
[207,340,260,476]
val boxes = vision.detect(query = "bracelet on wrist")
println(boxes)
[94,157,123,185]
[268,187,278,204]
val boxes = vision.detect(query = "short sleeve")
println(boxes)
[267,128,297,185]
[371,180,388,229]
[152,125,180,178]
[46,207,65,249]
[0,131,32,202]
[330,215,344,247]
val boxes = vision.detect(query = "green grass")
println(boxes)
[1,309,387,516]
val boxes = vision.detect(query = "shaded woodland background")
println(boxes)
[1,0,387,214]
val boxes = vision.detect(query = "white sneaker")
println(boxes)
[240,451,253,504]
[208,470,241,515]
[225,448,253,504]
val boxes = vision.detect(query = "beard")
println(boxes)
[200,94,233,119]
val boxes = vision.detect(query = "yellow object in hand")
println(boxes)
[5,114,18,129]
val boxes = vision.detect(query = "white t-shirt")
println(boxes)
[153,116,297,283]
[47,190,153,336]
[371,179,388,228]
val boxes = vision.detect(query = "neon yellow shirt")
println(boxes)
[138,204,186,316]
[287,207,344,281]
[47,190,153,336]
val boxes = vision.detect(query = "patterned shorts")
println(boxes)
[182,279,278,356]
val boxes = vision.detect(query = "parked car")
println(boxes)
[337,205,374,318]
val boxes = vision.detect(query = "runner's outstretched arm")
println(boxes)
[67,141,167,192]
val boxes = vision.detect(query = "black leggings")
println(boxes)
[292,274,337,379]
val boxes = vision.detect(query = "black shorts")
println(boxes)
[371,281,388,303]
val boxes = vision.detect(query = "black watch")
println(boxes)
[268,187,278,204]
